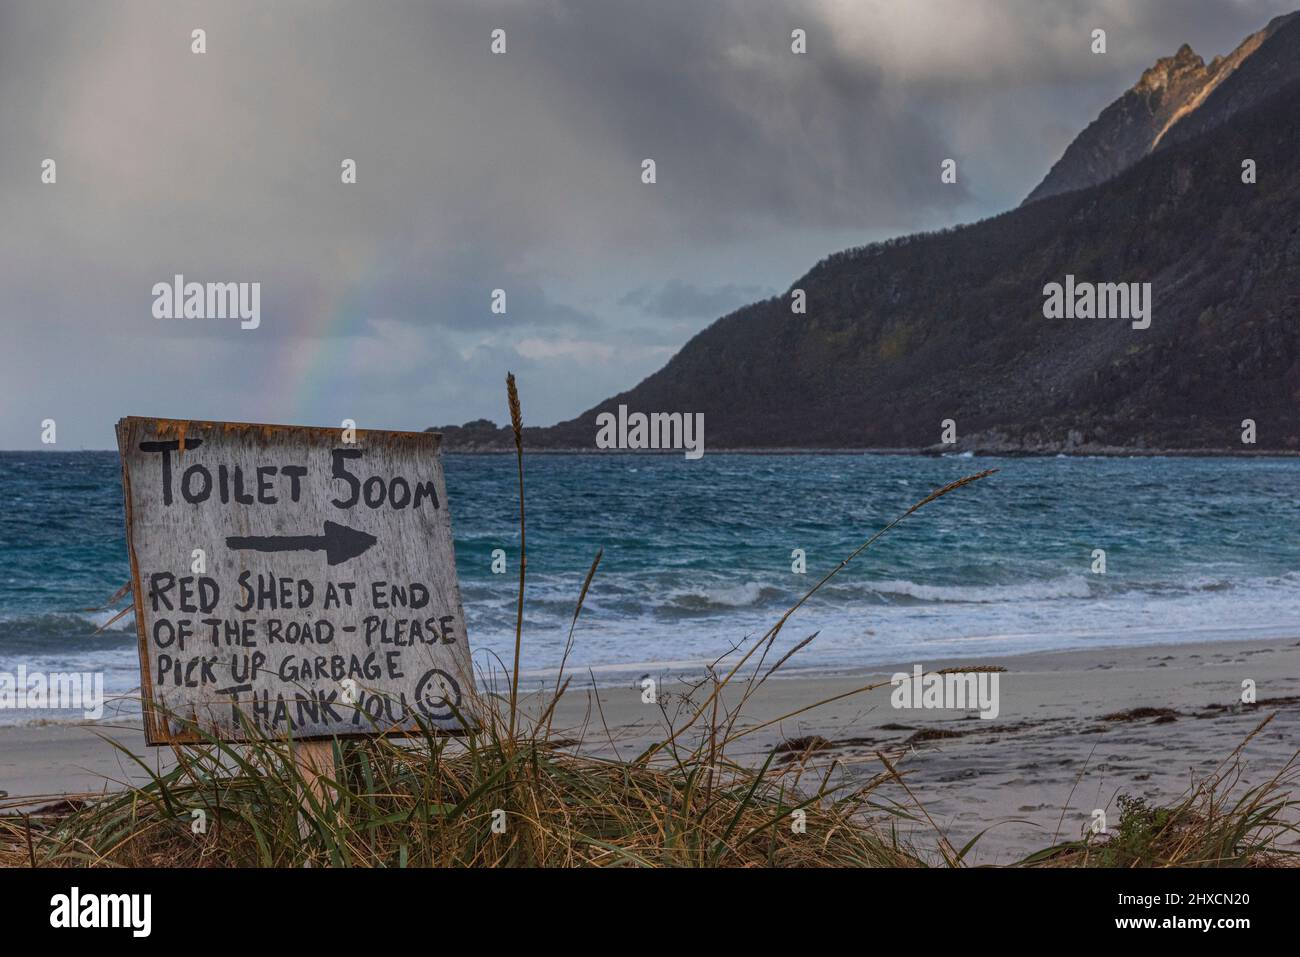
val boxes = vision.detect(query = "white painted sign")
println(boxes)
[116,417,476,744]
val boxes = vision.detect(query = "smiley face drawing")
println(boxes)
[414,668,462,721]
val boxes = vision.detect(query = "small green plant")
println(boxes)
[1097,795,1177,867]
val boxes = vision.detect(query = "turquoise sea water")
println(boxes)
[3,451,1300,721]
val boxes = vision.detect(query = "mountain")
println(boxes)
[1024,12,1300,205]
[434,12,1300,454]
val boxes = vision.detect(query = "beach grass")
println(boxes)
[1024,718,1300,867]
[0,709,924,868]
[1,377,1297,868]
[3,727,1294,866]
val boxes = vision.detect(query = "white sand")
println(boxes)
[4,637,1298,864]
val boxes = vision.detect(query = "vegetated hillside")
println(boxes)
[516,77,1299,452]
[1023,11,1300,206]
[435,86,1300,454]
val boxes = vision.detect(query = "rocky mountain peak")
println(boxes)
[1135,43,1206,91]
[1023,13,1300,205]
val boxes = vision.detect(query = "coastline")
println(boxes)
[12,447,1300,456]
[434,446,1300,457]
[6,634,1297,864]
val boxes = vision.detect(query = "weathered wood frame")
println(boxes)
[116,416,476,745]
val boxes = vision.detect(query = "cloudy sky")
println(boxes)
[1,0,1294,448]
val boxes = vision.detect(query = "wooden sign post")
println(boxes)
[116,418,477,823]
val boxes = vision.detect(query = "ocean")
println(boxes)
[3,450,1299,723]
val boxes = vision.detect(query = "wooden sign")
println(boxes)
[116,417,476,744]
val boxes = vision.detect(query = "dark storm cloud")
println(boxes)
[619,280,776,321]
[1,0,1295,445]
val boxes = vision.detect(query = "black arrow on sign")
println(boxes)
[226,521,378,566]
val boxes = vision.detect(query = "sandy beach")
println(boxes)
[4,636,1297,864]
